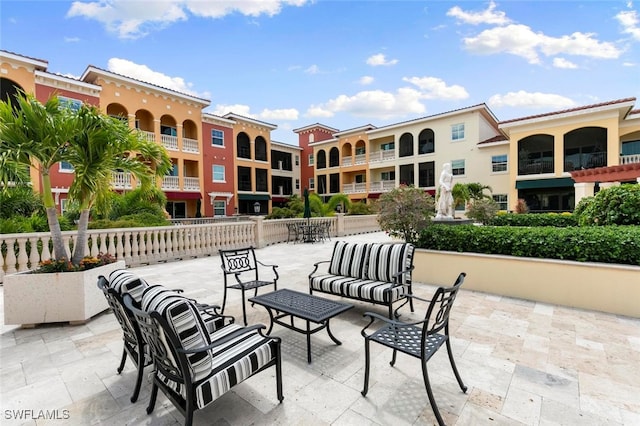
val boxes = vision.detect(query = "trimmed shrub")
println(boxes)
[348,201,375,215]
[377,185,435,244]
[466,199,499,224]
[489,213,577,227]
[575,184,640,226]
[417,224,640,266]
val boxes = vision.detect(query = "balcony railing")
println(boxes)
[354,153,367,165]
[369,180,396,192]
[342,157,352,167]
[162,176,179,190]
[369,150,396,163]
[343,182,367,194]
[139,130,155,143]
[518,159,553,175]
[621,154,640,165]
[183,138,199,153]
[564,152,607,171]
[183,177,200,191]
[111,172,133,190]
[161,134,179,151]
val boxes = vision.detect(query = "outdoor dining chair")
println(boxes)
[360,272,467,426]
[219,246,279,325]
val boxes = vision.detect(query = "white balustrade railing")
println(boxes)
[162,176,180,190]
[343,182,367,194]
[369,150,396,163]
[1,215,381,282]
[183,138,199,153]
[183,177,200,191]
[140,130,155,143]
[354,153,367,165]
[342,157,352,167]
[161,134,179,151]
[369,180,395,192]
[620,154,640,165]
[111,172,133,189]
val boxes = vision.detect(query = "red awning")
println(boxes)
[272,197,288,203]
[164,191,202,200]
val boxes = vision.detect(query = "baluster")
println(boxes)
[130,231,140,265]
[115,231,125,261]
[62,235,72,259]
[16,238,29,272]
[41,236,52,262]
[5,238,18,274]
[123,231,133,265]
[152,230,160,262]
[29,237,41,269]
[138,230,148,264]
[165,228,174,260]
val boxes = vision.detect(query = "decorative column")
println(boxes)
[573,182,595,205]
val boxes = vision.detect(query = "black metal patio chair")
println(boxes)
[361,272,467,426]
[219,246,279,325]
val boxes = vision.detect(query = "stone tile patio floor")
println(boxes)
[1,232,639,425]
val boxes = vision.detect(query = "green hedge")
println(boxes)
[489,213,577,227]
[417,225,640,266]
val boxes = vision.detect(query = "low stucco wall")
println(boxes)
[413,249,640,318]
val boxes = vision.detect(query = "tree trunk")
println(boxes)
[71,209,90,265]
[46,206,68,261]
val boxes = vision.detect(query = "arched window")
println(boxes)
[317,150,327,169]
[399,133,414,157]
[564,127,607,171]
[255,136,267,161]
[329,147,340,167]
[418,129,434,154]
[518,134,554,175]
[237,132,251,159]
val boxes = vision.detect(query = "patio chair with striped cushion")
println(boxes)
[124,287,283,426]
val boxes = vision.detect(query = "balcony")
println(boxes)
[343,182,367,194]
[183,138,199,154]
[564,152,607,171]
[369,150,395,164]
[518,159,553,175]
[342,157,352,167]
[111,172,133,190]
[621,154,640,165]
[162,134,179,151]
[369,180,396,192]
[162,176,179,190]
[139,130,155,143]
[184,177,200,191]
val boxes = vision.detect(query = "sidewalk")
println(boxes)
[1,232,639,425]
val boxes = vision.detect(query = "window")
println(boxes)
[355,174,365,183]
[451,159,465,176]
[381,142,395,151]
[211,129,224,146]
[308,154,314,166]
[212,165,225,182]
[381,171,395,181]
[60,198,70,215]
[255,168,268,192]
[59,161,74,172]
[295,155,299,166]
[309,178,315,189]
[493,194,508,210]
[58,96,82,112]
[161,125,177,136]
[295,179,300,189]
[213,200,226,216]
[451,124,465,141]
[355,146,366,155]
[418,161,435,187]
[492,155,508,172]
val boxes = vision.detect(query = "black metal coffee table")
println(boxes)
[249,289,353,363]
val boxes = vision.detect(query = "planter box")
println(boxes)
[413,250,639,318]
[3,260,125,327]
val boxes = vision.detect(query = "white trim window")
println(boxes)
[58,96,82,112]
[295,179,300,190]
[60,198,70,214]
[213,200,226,216]
[59,161,74,173]
[492,155,508,173]
[451,159,465,176]
[493,194,508,210]
[295,155,299,166]
[309,178,315,190]
[451,123,465,141]
[308,154,314,166]
[211,129,224,147]
[212,165,225,182]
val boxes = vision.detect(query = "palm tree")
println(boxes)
[308,193,351,217]
[0,92,171,265]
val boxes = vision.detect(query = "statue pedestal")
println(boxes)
[431,218,474,226]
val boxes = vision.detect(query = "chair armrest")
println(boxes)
[309,260,330,277]
[361,311,426,338]
[178,324,268,354]
[256,260,279,281]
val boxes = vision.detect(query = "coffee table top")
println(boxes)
[249,289,353,323]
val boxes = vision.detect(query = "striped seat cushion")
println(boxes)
[366,243,414,284]
[310,274,358,295]
[157,324,275,409]
[342,279,408,303]
[328,242,370,278]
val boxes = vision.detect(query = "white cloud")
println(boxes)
[107,58,205,98]
[616,9,640,41]
[366,53,398,66]
[447,1,511,26]
[488,91,576,110]
[306,88,426,120]
[64,36,80,42]
[359,76,374,85]
[402,76,469,100]
[211,104,254,117]
[259,108,299,121]
[67,0,309,39]
[210,104,298,122]
[553,57,578,69]
[463,24,621,64]
[305,64,320,74]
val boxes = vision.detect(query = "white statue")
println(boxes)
[435,163,454,219]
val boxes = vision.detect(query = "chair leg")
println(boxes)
[241,289,248,326]
[146,382,158,414]
[361,338,371,396]
[221,286,228,315]
[390,348,398,366]
[445,338,467,392]
[184,399,194,426]
[275,341,284,402]
[422,362,445,426]
[117,348,127,374]
[130,355,144,403]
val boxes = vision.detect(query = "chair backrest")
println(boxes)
[219,247,258,278]
[367,243,414,284]
[424,272,466,337]
[97,274,141,353]
[328,241,371,278]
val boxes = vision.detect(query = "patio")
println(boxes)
[1,232,639,425]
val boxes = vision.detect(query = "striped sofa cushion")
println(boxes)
[328,242,370,278]
[310,274,358,295]
[342,279,408,303]
[157,324,275,409]
[141,286,213,382]
[366,243,414,284]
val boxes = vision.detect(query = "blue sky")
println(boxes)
[2,1,639,144]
